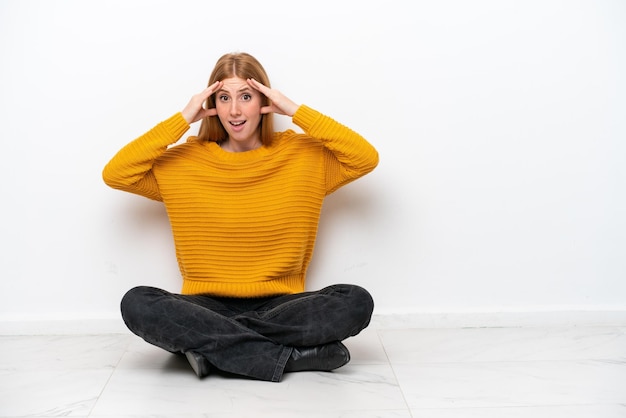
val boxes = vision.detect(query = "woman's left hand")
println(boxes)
[247,78,300,117]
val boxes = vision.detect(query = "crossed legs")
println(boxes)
[120,284,374,382]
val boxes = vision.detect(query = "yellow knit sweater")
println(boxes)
[103,105,378,297]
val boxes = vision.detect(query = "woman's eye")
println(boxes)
[219,95,229,102]
[242,94,252,101]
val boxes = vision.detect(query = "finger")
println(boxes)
[195,82,221,104]
[247,78,267,94]
[259,105,274,115]
[203,81,223,97]
[207,80,222,90]
[194,108,217,122]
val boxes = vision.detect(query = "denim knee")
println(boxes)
[120,286,156,329]
[326,284,374,334]
[349,284,375,327]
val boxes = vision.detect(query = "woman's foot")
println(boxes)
[185,351,211,378]
[285,341,351,372]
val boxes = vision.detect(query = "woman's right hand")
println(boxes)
[181,81,223,124]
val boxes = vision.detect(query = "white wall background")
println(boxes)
[1,0,625,331]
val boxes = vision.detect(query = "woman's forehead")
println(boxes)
[219,77,249,93]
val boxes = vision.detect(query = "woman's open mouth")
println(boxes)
[230,121,246,131]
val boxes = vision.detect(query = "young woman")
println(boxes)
[103,52,379,382]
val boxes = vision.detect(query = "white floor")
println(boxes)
[1,325,625,417]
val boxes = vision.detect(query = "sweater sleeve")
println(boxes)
[292,105,379,194]
[102,113,190,201]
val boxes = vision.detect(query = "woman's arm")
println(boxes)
[102,82,222,200]
[293,105,379,194]
[102,113,190,201]
[247,78,378,193]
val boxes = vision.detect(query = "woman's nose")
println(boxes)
[229,101,241,115]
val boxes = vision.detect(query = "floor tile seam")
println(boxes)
[85,367,118,417]
[404,401,626,413]
[111,335,135,369]
[0,332,132,338]
[0,365,120,373]
[1,337,135,372]
[375,329,415,415]
[408,402,626,411]
[387,358,626,366]
[374,325,626,331]
[85,342,133,417]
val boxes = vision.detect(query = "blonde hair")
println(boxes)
[197,52,274,144]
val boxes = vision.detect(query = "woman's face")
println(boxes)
[215,76,263,150]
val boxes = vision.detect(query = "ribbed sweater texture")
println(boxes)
[103,105,378,297]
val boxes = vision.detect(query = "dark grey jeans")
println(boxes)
[120,284,374,382]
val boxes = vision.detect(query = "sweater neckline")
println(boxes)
[204,140,272,163]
